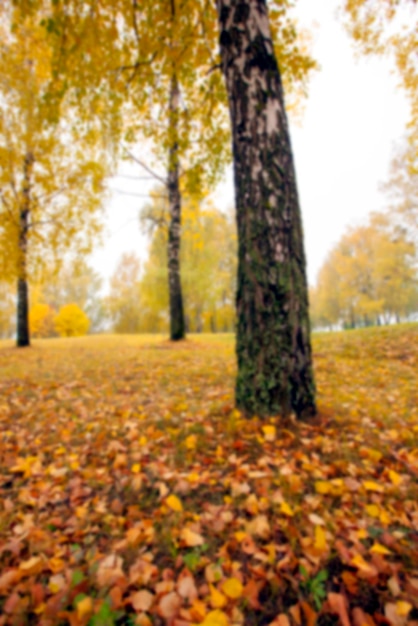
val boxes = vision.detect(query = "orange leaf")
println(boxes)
[327,593,350,626]
[180,527,204,547]
[131,590,154,612]
[158,592,181,619]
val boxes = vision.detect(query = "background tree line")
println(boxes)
[310,133,418,330]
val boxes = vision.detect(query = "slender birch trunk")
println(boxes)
[16,151,33,348]
[167,73,185,341]
[216,0,316,418]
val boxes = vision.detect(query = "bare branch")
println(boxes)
[111,187,168,199]
[123,149,167,186]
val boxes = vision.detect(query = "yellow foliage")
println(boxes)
[310,212,417,329]
[54,303,90,337]
[29,303,55,338]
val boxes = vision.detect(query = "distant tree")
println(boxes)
[139,194,237,334]
[29,302,55,338]
[40,259,105,333]
[107,253,142,334]
[310,214,417,329]
[54,303,90,337]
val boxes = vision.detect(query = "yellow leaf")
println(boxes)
[365,504,380,518]
[350,554,377,576]
[362,481,384,493]
[370,543,391,556]
[315,481,332,494]
[181,527,204,547]
[76,596,93,619]
[314,525,327,551]
[200,609,230,626]
[280,501,294,516]
[357,529,369,540]
[365,448,383,463]
[388,470,401,486]
[166,494,183,512]
[379,509,390,525]
[222,577,243,599]
[210,584,227,608]
[262,425,276,442]
[34,602,46,615]
[396,601,412,616]
[185,434,197,450]
[131,464,141,474]
[234,531,247,542]
[19,557,43,576]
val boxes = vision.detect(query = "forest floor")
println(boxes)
[0,325,417,626]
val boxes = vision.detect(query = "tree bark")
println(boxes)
[216,0,316,419]
[167,73,185,341]
[16,152,33,348]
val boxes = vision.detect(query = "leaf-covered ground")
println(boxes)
[0,326,417,626]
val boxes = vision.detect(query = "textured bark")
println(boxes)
[167,73,185,341]
[216,0,316,418]
[16,152,33,348]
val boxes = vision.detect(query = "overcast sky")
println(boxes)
[91,0,409,289]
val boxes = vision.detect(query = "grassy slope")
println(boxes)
[0,326,417,626]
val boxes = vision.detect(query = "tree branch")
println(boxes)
[123,149,167,186]
[111,187,168,199]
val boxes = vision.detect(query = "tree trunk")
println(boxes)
[167,73,185,341]
[16,152,33,348]
[216,0,316,419]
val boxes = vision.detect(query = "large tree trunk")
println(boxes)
[16,152,33,348]
[167,73,185,341]
[216,0,316,419]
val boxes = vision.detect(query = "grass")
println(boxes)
[0,325,417,626]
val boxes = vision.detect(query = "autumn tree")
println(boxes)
[310,215,417,329]
[29,302,55,338]
[139,193,237,333]
[107,253,142,334]
[39,259,105,333]
[54,303,90,337]
[0,11,109,347]
[120,0,231,342]
[215,0,316,418]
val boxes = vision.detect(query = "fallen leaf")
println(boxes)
[223,577,243,599]
[327,593,350,626]
[210,584,227,608]
[76,596,93,619]
[131,590,154,612]
[200,609,229,626]
[370,543,391,556]
[314,525,327,551]
[180,527,204,547]
[166,494,183,512]
[158,591,181,619]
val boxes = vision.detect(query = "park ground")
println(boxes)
[0,325,417,626]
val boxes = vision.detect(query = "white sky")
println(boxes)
[91,0,409,289]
